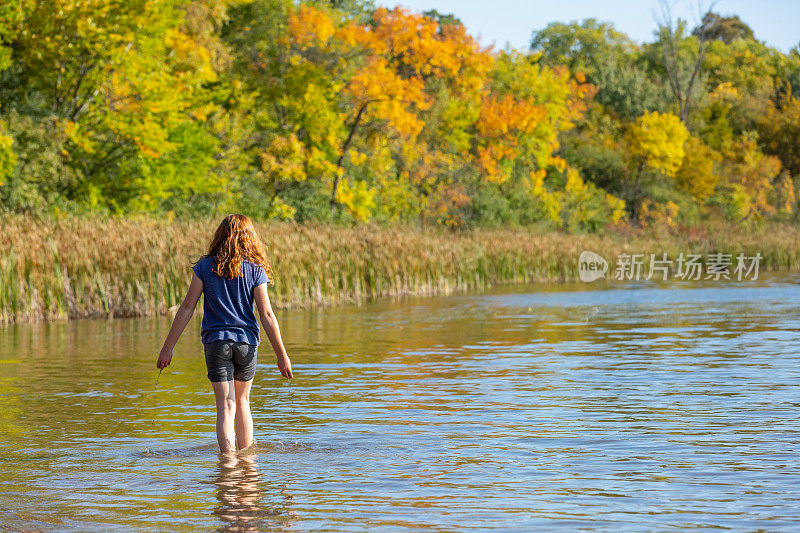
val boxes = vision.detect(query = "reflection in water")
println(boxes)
[214,453,262,531]
[213,451,298,532]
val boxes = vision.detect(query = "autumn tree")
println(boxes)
[624,110,689,220]
[0,0,796,227]
[675,136,720,200]
[0,0,232,213]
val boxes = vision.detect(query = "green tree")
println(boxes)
[692,12,755,44]
[530,18,637,79]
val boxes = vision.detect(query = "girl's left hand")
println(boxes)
[276,353,293,379]
[157,347,173,369]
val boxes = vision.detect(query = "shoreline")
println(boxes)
[1,215,798,324]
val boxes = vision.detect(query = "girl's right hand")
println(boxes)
[276,353,293,379]
[157,347,173,369]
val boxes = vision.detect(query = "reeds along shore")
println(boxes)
[0,215,798,324]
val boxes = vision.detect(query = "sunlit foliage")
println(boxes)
[0,2,797,229]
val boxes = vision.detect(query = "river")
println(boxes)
[1,274,799,531]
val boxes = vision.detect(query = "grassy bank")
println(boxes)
[0,215,798,323]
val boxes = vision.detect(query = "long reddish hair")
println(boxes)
[198,214,274,283]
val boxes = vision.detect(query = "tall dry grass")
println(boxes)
[0,214,798,323]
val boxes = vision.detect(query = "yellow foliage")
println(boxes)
[373,173,420,221]
[62,119,96,154]
[675,137,721,201]
[294,83,345,151]
[0,121,15,186]
[347,149,368,166]
[306,146,338,178]
[524,167,626,229]
[769,172,796,214]
[710,82,740,101]
[190,103,218,121]
[547,155,568,172]
[759,96,800,180]
[346,56,430,137]
[627,111,689,177]
[718,136,782,214]
[472,52,594,185]
[270,198,297,221]
[606,194,627,223]
[526,169,562,224]
[710,183,753,220]
[564,167,587,195]
[260,134,307,184]
[562,167,626,230]
[164,27,217,83]
[336,179,376,221]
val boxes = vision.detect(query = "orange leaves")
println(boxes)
[476,144,515,184]
[287,4,335,50]
[369,7,492,99]
[284,4,491,142]
[475,93,547,183]
[426,183,472,228]
[340,6,490,140]
[477,93,547,138]
[471,52,596,184]
[275,3,598,219]
[346,56,430,137]
[553,64,596,115]
[370,7,458,77]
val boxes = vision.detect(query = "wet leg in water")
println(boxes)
[234,378,254,450]
[212,380,237,452]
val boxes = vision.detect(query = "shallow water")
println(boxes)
[1,274,799,531]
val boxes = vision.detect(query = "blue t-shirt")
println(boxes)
[191,256,270,346]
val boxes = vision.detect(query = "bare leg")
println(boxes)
[212,380,237,453]
[234,378,254,450]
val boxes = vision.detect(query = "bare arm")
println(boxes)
[254,283,293,379]
[157,272,203,369]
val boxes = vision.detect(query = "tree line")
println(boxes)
[0,0,798,231]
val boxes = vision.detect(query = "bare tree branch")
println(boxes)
[654,0,716,122]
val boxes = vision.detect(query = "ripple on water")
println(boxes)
[0,276,799,530]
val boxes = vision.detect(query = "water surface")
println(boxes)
[1,275,799,531]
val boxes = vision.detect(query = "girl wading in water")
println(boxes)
[156,214,293,453]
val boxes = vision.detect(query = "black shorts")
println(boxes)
[203,340,258,382]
